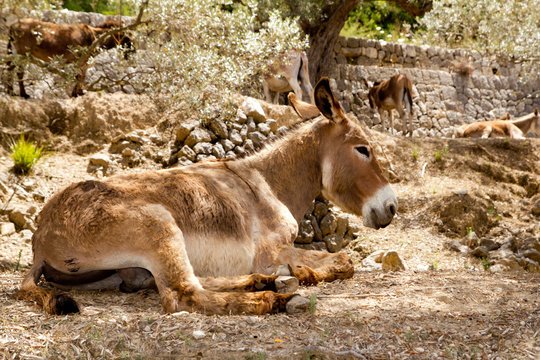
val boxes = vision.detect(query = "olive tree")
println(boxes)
[419,0,540,72]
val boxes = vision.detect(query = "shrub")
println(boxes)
[10,135,43,175]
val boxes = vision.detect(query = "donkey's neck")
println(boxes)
[244,122,323,222]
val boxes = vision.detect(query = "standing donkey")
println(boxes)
[18,78,397,316]
[263,49,315,104]
[364,74,415,136]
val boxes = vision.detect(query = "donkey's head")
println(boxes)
[314,78,397,229]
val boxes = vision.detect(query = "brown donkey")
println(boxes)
[263,49,315,104]
[18,78,397,316]
[365,74,415,136]
[5,18,133,98]
[455,110,539,139]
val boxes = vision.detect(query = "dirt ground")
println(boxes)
[0,130,539,359]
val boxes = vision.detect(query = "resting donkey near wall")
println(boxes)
[455,109,539,139]
[364,74,416,136]
[17,78,397,316]
[5,18,133,98]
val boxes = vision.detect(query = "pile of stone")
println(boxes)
[170,97,286,166]
[448,230,540,273]
[295,197,359,253]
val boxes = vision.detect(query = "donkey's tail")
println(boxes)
[17,261,80,315]
[298,51,314,103]
[403,83,414,115]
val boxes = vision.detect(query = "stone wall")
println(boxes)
[332,37,540,136]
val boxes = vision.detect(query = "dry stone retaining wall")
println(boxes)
[333,37,540,136]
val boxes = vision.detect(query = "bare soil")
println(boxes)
[1,130,539,359]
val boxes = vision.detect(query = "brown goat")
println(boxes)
[364,74,415,136]
[5,18,133,98]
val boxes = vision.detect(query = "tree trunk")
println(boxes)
[303,0,360,84]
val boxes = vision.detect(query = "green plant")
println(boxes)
[480,257,492,271]
[433,146,448,162]
[466,226,475,236]
[10,135,43,175]
[411,147,420,161]
[430,259,439,271]
[308,294,317,314]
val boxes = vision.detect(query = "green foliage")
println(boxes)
[341,1,418,41]
[10,135,43,175]
[433,146,448,162]
[419,0,540,66]
[308,294,317,314]
[62,0,135,15]
[480,257,492,271]
[411,147,420,161]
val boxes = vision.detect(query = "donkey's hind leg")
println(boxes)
[123,204,294,314]
[274,247,354,286]
[199,273,279,292]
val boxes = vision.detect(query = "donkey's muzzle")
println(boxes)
[362,185,398,229]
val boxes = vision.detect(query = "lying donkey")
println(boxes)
[364,74,415,136]
[455,109,539,139]
[18,78,397,316]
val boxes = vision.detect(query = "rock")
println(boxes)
[185,128,213,148]
[244,139,255,153]
[257,123,272,136]
[470,246,490,258]
[286,295,310,314]
[212,143,226,158]
[241,97,266,123]
[248,131,266,147]
[208,118,228,139]
[275,276,299,294]
[121,147,135,158]
[175,119,199,143]
[193,142,213,155]
[246,119,257,133]
[220,139,235,152]
[381,251,405,272]
[192,330,206,340]
[88,153,111,169]
[266,119,278,133]
[276,126,288,136]
[6,207,29,230]
[464,230,479,248]
[0,222,16,236]
[295,219,314,244]
[20,229,33,242]
[479,239,501,251]
[236,109,248,124]
[323,234,346,253]
[335,216,349,237]
[319,212,337,237]
[313,201,329,221]
[177,145,196,162]
[531,195,540,216]
[229,129,243,145]
[522,249,540,263]
[308,214,323,242]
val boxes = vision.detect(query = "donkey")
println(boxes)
[364,74,415,136]
[5,18,133,98]
[287,92,320,120]
[455,110,539,139]
[18,78,397,316]
[263,49,314,104]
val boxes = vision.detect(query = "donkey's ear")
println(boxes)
[288,92,320,120]
[314,78,345,123]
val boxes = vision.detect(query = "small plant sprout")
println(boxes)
[481,257,492,271]
[411,147,419,161]
[308,294,317,314]
[433,146,449,162]
[10,135,43,175]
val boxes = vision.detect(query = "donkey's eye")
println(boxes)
[355,146,370,158]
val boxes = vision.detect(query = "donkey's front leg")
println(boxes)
[274,246,354,286]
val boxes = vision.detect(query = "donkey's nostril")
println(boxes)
[388,203,396,216]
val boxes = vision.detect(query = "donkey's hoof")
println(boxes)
[285,294,310,315]
[275,275,299,294]
[274,264,292,276]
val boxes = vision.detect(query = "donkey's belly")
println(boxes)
[184,234,256,277]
